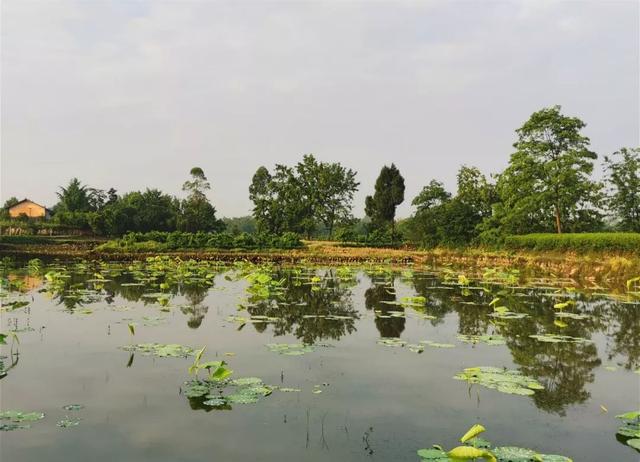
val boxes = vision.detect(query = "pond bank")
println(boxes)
[1,240,638,289]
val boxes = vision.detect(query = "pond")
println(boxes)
[1,257,638,461]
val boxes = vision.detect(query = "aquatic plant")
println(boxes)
[417,423,573,461]
[120,343,195,358]
[266,343,315,356]
[616,411,640,452]
[453,366,544,396]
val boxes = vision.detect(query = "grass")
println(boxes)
[505,233,640,252]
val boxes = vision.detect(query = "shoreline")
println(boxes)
[1,240,638,290]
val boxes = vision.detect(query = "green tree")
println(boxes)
[494,105,602,234]
[250,155,358,237]
[179,167,224,232]
[604,147,640,231]
[1,197,19,219]
[55,178,92,213]
[365,164,405,238]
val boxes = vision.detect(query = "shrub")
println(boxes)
[504,233,640,252]
[95,231,303,252]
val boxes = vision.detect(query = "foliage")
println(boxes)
[490,105,603,236]
[616,411,640,452]
[96,230,302,252]
[365,163,405,238]
[417,424,573,461]
[604,147,640,231]
[504,233,640,252]
[404,167,495,248]
[178,167,225,233]
[454,366,544,396]
[250,154,358,237]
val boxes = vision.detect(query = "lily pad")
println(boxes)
[0,410,45,422]
[62,404,84,411]
[266,343,315,355]
[120,343,195,358]
[377,338,407,347]
[454,366,544,397]
[457,334,506,346]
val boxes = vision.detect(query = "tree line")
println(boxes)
[2,105,639,244]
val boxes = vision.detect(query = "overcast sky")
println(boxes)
[1,0,638,218]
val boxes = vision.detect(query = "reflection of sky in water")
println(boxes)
[1,263,638,461]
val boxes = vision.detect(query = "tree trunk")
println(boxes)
[555,205,562,234]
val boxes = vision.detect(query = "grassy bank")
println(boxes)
[505,232,640,252]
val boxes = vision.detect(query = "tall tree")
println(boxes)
[249,155,358,237]
[365,164,405,238]
[179,167,224,232]
[55,178,92,213]
[496,106,602,234]
[604,147,640,231]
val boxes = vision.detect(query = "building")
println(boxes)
[8,199,51,220]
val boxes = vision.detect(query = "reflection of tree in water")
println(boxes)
[180,286,210,329]
[597,299,640,370]
[496,290,602,416]
[245,269,358,344]
[364,275,405,338]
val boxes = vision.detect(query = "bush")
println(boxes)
[95,231,303,252]
[504,233,640,252]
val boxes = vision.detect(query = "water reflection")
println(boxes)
[2,261,639,417]
[245,269,359,344]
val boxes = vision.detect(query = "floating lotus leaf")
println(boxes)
[377,338,407,347]
[454,367,544,396]
[416,448,448,461]
[57,417,81,428]
[457,334,506,346]
[1,423,30,431]
[121,343,195,358]
[230,377,263,387]
[62,404,84,411]
[226,393,259,404]
[0,410,45,422]
[203,397,226,406]
[266,343,315,355]
[420,340,455,349]
[407,344,425,353]
[529,334,592,344]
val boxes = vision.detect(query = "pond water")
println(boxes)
[1,258,638,461]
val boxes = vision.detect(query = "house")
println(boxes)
[8,199,51,220]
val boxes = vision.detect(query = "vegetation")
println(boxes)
[505,233,640,252]
[249,154,358,238]
[1,107,638,253]
[94,230,302,252]
[365,163,405,240]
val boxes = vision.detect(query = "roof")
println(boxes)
[8,199,51,212]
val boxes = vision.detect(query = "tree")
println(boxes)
[1,197,19,219]
[494,106,602,234]
[249,155,358,237]
[604,147,640,231]
[55,178,92,213]
[365,164,405,238]
[179,167,224,233]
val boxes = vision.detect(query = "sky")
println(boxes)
[1,0,638,218]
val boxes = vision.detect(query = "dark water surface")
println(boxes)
[1,259,638,461]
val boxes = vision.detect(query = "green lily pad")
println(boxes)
[377,338,407,347]
[266,343,315,355]
[417,448,449,461]
[57,417,81,428]
[62,404,84,411]
[457,334,506,346]
[120,343,195,358]
[454,366,544,397]
[0,411,45,422]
